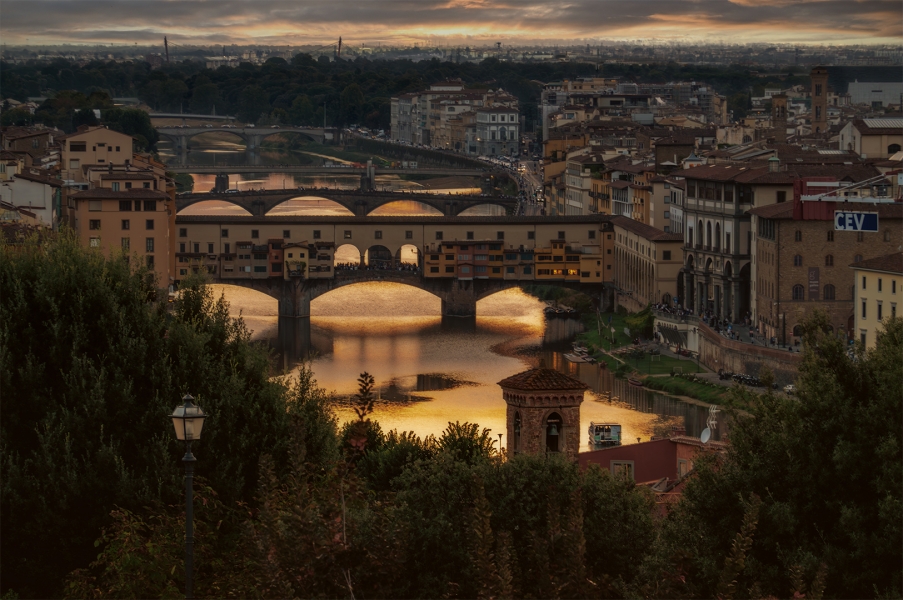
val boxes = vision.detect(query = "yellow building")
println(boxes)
[60,126,135,183]
[610,216,684,313]
[851,252,902,349]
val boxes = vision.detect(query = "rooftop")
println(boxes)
[850,252,903,274]
[497,368,588,392]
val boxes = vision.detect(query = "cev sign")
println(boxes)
[834,211,879,232]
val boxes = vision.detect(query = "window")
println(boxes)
[877,302,883,320]
[254,266,267,273]
[89,220,101,230]
[88,200,102,211]
[465,231,474,240]
[862,276,867,290]
[792,284,804,300]
[663,251,672,260]
[588,230,596,239]
[124,182,131,189]
[894,281,897,294]
[69,159,80,169]
[460,266,470,273]
[893,304,897,319]
[497,231,504,240]
[143,182,150,189]
[69,142,86,152]
[860,330,867,346]
[824,284,835,300]
[118,200,131,211]
[793,254,803,266]
[252,230,259,239]
[123,219,133,230]
[121,238,130,250]
[475,266,487,273]
[436,231,443,240]
[445,266,454,273]
[862,301,867,319]
[445,255,454,260]
[611,461,634,480]
[143,200,156,211]
[145,219,154,230]
[827,231,834,242]
[558,231,565,239]
[111,182,120,191]
[221,229,229,238]
[523,267,532,274]
[115,146,120,152]
[179,243,186,253]
[777,191,787,203]
[406,230,413,239]
[146,238,155,253]
[208,243,214,254]
[283,230,290,239]
[825,255,833,267]
[146,255,154,268]
[854,254,862,263]
[430,266,439,273]
[89,237,100,248]
[794,230,802,242]
[506,266,515,274]
[133,201,141,211]
[527,231,535,240]
[878,278,882,292]
[313,230,321,239]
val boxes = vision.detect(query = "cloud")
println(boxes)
[0,0,899,45]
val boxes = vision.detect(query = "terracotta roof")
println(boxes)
[497,368,588,391]
[850,252,903,274]
[98,172,156,180]
[610,215,683,242]
[747,203,795,219]
[610,180,632,189]
[15,171,64,187]
[70,188,169,200]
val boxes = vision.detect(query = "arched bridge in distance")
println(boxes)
[156,126,330,149]
[175,189,519,217]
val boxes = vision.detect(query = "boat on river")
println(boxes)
[588,422,622,448]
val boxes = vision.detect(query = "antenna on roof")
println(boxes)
[701,404,719,444]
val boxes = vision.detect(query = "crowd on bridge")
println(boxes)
[335,261,421,273]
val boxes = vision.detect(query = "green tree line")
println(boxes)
[1,55,807,130]
[1,233,899,599]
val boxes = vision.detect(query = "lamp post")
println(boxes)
[171,394,207,600]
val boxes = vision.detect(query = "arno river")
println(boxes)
[170,145,726,451]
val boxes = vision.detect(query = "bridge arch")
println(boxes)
[334,243,363,267]
[457,202,511,216]
[257,130,320,145]
[176,196,254,215]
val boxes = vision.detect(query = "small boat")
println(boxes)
[588,422,622,447]
[628,378,644,387]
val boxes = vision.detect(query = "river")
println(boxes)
[174,146,725,450]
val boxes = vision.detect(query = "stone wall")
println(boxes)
[505,391,583,462]
[697,320,801,386]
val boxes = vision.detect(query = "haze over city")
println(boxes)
[1,0,900,46]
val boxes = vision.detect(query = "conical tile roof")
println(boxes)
[498,368,589,391]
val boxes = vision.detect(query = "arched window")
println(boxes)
[827,231,834,242]
[794,230,802,242]
[824,284,836,300]
[825,255,834,266]
[513,411,521,453]
[545,412,562,453]
[793,254,803,266]
[706,222,712,248]
[889,143,901,154]
[715,223,721,251]
[792,284,805,300]
[792,325,803,337]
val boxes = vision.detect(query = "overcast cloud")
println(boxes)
[0,0,898,46]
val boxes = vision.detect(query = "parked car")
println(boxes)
[783,384,796,395]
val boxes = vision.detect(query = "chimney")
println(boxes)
[669,425,686,437]
[768,156,780,173]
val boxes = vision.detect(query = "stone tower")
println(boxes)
[498,368,588,462]
[771,94,788,143]
[810,66,829,135]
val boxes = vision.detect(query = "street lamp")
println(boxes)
[171,394,207,600]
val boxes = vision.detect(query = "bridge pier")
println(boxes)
[279,279,311,317]
[439,280,478,317]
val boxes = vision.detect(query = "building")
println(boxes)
[475,107,520,156]
[851,252,902,349]
[749,181,902,345]
[610,216,684,312]
[0,171,63,228]
[563,153,604,215]
[837,119,903,159]
[810,66,830,135]
[59,126,135,183]
[68,187,175,287]
[499,367,588,462]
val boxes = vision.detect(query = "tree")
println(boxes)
[288,94,315,126]
[0,235,297,598]
[189,83,220,114]
[340,82,365,126]
[641,312,903,599]
[102,108,158,150]
[237,84,269,124]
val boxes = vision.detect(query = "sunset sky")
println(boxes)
[1,0,900,47]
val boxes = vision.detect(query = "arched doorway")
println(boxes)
[545,411,562,453]
[395,243,421,271]
[334,244,361,271]
[365,244,394,269]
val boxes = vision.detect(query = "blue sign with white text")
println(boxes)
[834,211,879,232]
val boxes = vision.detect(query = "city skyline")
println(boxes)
[1,0,900,48]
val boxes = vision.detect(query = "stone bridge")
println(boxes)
[176,189,517,217]
[225,270,600,318]
[156,126,330,149]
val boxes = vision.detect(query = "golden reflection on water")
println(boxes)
[211,282,663,450]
